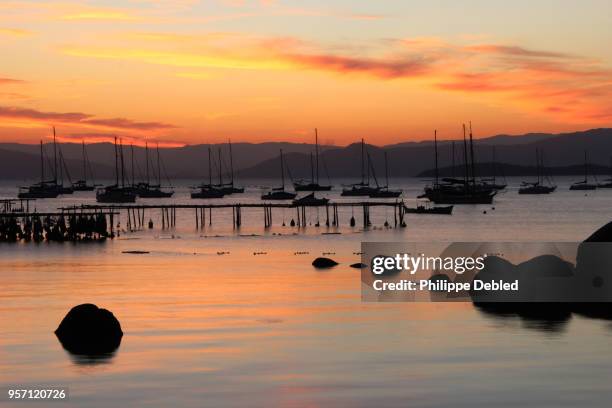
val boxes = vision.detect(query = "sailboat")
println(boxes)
[294,129,332,191]
[341,138,380,196]
[216,140,244,194]
[72,141,98,191]
[481,146,507,190]
[518,148,556,194]
[597,157,612,188]
[133,142,174,198]
[18,139,62,199]
[191,147,225,199]
[261,149,297,200]
[369,152,402,198]
[96,138,137,203]
[419,127,496,204]
[569,151,597,191]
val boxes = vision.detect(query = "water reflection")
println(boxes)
[62,349,119,366]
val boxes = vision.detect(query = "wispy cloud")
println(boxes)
[0,28,32,37]
[0,105,177,133]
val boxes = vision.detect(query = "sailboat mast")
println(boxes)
[157,143,161,186]
[130,144,135,187]
[228,139,234,186]
[384,151,390,188]
[434,130,439,186]
[120,139,126,188]
[469,122,476,186]
[361,138,365,185]
[145,142,150,185]
[82,141,87,183]
[218,148,222,185]
[462,124,469,188]
[280,149,285,189]
[40,140,44,183]
[114,137,119,186]
[315,128,319,184]
[208,147,212,186]
[451,140,455,179]
[53,126,58,183]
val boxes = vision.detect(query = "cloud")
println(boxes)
[59,132,185,147]
[0,105,177,132]
[60,32,612,124]
[0,28,32,37]
[0,77,25,85]
[466,44,573,59]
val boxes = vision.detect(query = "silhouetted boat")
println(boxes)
[419,126,496,204]
[294,129,332,191]
[96,138,137,203]
[519,148,556,194]
[191,147,225,199]
[132,142,174,198]
[214,141,244,194]
[481,146,507,190]
[342,138,380,196]
[72,141,97,191]
[570,151,597,190]
[369,152,401,198]
[403,203,453,214]
[292,192,329,206]
[18,133,62,199]
[262,149,297,200]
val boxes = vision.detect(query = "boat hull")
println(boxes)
[191,189,225,199]
[369,190,402,198]
[518,186,556,194]
[569,184,597,191]
[294,183,332,191]
[261,191,297,200]
[404,205,453,215]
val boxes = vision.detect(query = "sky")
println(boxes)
[0,0,611,146]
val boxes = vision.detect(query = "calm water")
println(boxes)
[1,178,612,407]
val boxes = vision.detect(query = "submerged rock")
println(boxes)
[55,304,123,355]
[312,257,338,268]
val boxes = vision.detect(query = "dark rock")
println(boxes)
[350,262,367,269]
[312,257,338,268]
[55,304,123,356]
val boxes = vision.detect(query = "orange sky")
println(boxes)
[0,1,611,146]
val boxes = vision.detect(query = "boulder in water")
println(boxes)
[55,303,123,355]
[312,257,338,268]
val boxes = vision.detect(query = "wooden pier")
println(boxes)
[60,201,408,231]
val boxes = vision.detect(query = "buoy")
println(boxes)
[350,216,356,227]
[290,219,295,227]
[148,219,154,229]
[384,220,389,227]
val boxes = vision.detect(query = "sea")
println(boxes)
[1,177,611,407]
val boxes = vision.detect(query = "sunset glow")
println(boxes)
[1,0,611,146]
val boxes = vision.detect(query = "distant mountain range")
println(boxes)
[1,128,612,181]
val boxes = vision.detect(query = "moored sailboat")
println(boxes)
[419,126,496,204]
[96,138,137,203]
[133,142,174,198]
[341,138,380,196]
[518,148,556,194]
[261,149,297,200]
[191,147,225,199]
[569,151,597,191]
[294,128,332,191]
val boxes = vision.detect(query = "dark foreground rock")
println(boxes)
[55,304,123,355]
[350,262,367,269]
[312,257,338,268]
